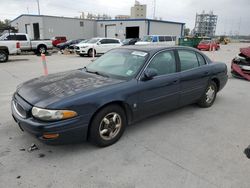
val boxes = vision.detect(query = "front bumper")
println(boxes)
[231,61,250,81]
[75,49,87,55]
[11,97,90,144]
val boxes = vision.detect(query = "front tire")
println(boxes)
[0,50,8,63]
[89,105,127,147]
[197,81,217,108]
[88,48,96,57]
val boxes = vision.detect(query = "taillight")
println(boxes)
[16,42,20,49]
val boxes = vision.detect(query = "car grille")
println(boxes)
[12,100,27,118]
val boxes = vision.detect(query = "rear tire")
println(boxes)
[37,45,47,54]
[0,50,8,63]
[197,81,217,108]
[89,105,127,147]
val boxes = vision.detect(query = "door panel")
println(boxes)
[177,50,210,106]
[138,50,180,117]
[138,74,180,117]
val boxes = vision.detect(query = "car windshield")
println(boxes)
[87,38,100,44]
[122,39,131,44]
[79,39,88,44]
[0,35,5,40]
[86,49,148,79]
[142,36,153,42]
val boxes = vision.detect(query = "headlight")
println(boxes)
[32,107,77,121]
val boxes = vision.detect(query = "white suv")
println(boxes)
[75,38,122,57]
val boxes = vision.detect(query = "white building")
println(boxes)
[130,1,147,19]
[10,14,185,40]
[96,19,184,40]
[10,14,96,40]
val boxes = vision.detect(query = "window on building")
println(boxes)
[80,21,84,27]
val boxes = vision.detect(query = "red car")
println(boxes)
[231,47,250,81]
[197,40,220,51]
[51,36,67,47]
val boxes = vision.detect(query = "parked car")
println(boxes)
[231,47,250,80]
[122,38,140,45]
[75,38,122,57]
[0,33,53,54]
[135,35,176,46]
[52,36,67,47]
[197,40,220,51]
[0,40,21,63]
[56,39,84,51]
[11,46,228,146]
[69,39,88,52]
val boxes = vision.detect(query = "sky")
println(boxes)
[0,0,249,35]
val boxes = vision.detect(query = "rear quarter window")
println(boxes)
[196,53,206,66]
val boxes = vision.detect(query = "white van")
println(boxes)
[135,35,176,46]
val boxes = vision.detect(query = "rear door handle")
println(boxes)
[204,71,209,75]
[172,80,179,84]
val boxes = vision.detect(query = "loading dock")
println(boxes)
[126,26,140,38]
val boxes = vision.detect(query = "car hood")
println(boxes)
[76,43,94,47]
[240,47,250,58]
[17,70,123,107]
[135,41,151,45]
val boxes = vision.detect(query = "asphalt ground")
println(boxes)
[0,43,250,188]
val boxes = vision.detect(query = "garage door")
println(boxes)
[105,25,116,38]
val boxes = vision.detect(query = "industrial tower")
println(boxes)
[193,11,218,37]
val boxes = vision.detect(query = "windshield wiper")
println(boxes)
[83,67,109,78]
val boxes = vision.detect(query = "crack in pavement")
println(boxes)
[128,136,220,188]
[142,145,220,188]
[1,68,21,80]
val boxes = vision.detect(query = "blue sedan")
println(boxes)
[11,46,228,147]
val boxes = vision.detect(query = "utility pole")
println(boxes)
[153,0,156,19]
[37,0,40,15]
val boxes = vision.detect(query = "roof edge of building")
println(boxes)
[96,18,185,25]
[10,14,96,23]
[10,14,185,25]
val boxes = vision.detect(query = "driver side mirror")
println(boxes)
[96,42,101,45]
[142,68,158,81]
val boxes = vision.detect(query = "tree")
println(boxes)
[0,19,17,33]
[184,28,190,36]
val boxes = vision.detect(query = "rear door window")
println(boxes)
[159,36,165,42]
[16,35,27,41]
[107,39,120,44]
[100,39,109,44]
[178,50,199,71]
[165,36,172,41]
[6,35,16,40]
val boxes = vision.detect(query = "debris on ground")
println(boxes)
[244,145,250,159]
[38,153,45,158]
[16,176,21,179]
[28,143,39,152]
[19,148,25,151]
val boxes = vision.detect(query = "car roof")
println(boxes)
[118,45,199,53]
